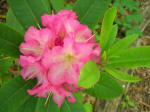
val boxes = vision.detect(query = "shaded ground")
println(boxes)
[0,0,7,22]
[124,68,150,112]
[0,0,150,112]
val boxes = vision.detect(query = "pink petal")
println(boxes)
[58,87,76,103]
[75,25,94,43]
[42,46,63,68]
[24,26,39,42]
[57,9,77,20]
[18,56,45,85]
[48,62,66,85]
[65,66,78,85]
[20,40,43,58]
[53,93,65,107]
[39,28,55,47]
[41,14,64,34]
[75,42,93,63]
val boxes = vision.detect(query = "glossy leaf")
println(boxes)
[6,8,25,34]
[108,34,138,56]
[0,75,35,112]
[83,103,93,112]
[104,24,118,50]
[47,97,60,112]
[128,101,135,107]
[78,60,100,89]
[0,74,11,85]
[103,66,141,82]
[0,56,13,75]
[51,0,65,13]
[85,72,123,99]
[15,97,38,112]
[61,93,86,112]
[0,23,23,58]
[16,97,60,112]
[8,0,51,30]
[99,8,117,52]
[107,46,150,68]
[73,0,111,28]
[35,98,48,112]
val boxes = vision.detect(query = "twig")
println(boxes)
[138,101,150,108]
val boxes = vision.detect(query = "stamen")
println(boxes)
[36,23,41,29]
[21,47,43,55]
[52,10,55,14]
[26,71,38,81]
[22,47,36,51]
[85,33,96,42]
[44,93,52,106]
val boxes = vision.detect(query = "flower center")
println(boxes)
[54,37,64,46]
[64,54,76,66]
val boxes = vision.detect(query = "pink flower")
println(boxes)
[64,19,95,43]
[18,9,101,107]
[27,75,76,107]
[18,56,45,85]
[57,9,78,20]
[42,38,95,85]
[20,27,54,60]
[41,10,94,43]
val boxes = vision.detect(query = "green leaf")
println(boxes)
[0,74,11,85]
[16,97,38,112]
[83,103,93,112]
[0,75,35,112]
[104,24,118,50]
[78,60,100,89]
[35,98,48,112]
[75,92,84,101]
[51,0,65,13]
[107,34,138,56]
[61,93,86,112]
[103,66,141,82]
[0,23,23,58]
[121,0,138,11]
[41,0,52,12]
[85,72,123,99]
[16,97,60,112]
[99,8,117,52]
[107,46,150,68]
[8,0,51,30]
[47,97,60,112]
[125,95,129,101]
[122,101,127,108]
[64,4,73,10]
[128,101,135,107]
[0,56,13,75]
[6,8,25,34]
[119,6,125,15]
[73,0,111,28]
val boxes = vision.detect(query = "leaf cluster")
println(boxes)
[113,0,143,36]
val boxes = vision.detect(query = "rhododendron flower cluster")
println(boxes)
[18,10,101,107]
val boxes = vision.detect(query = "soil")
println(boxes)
[0,0,150,112]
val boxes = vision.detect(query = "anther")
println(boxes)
[85,33,96,42]
[44,93,52,106]
[36,23,41,29]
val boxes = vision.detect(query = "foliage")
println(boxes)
[0,0,149,111]
[113,0,143,36]
[73,0,111,28]
[0,56,14,85]
[78,60,100,88]
[121,95,135,109]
